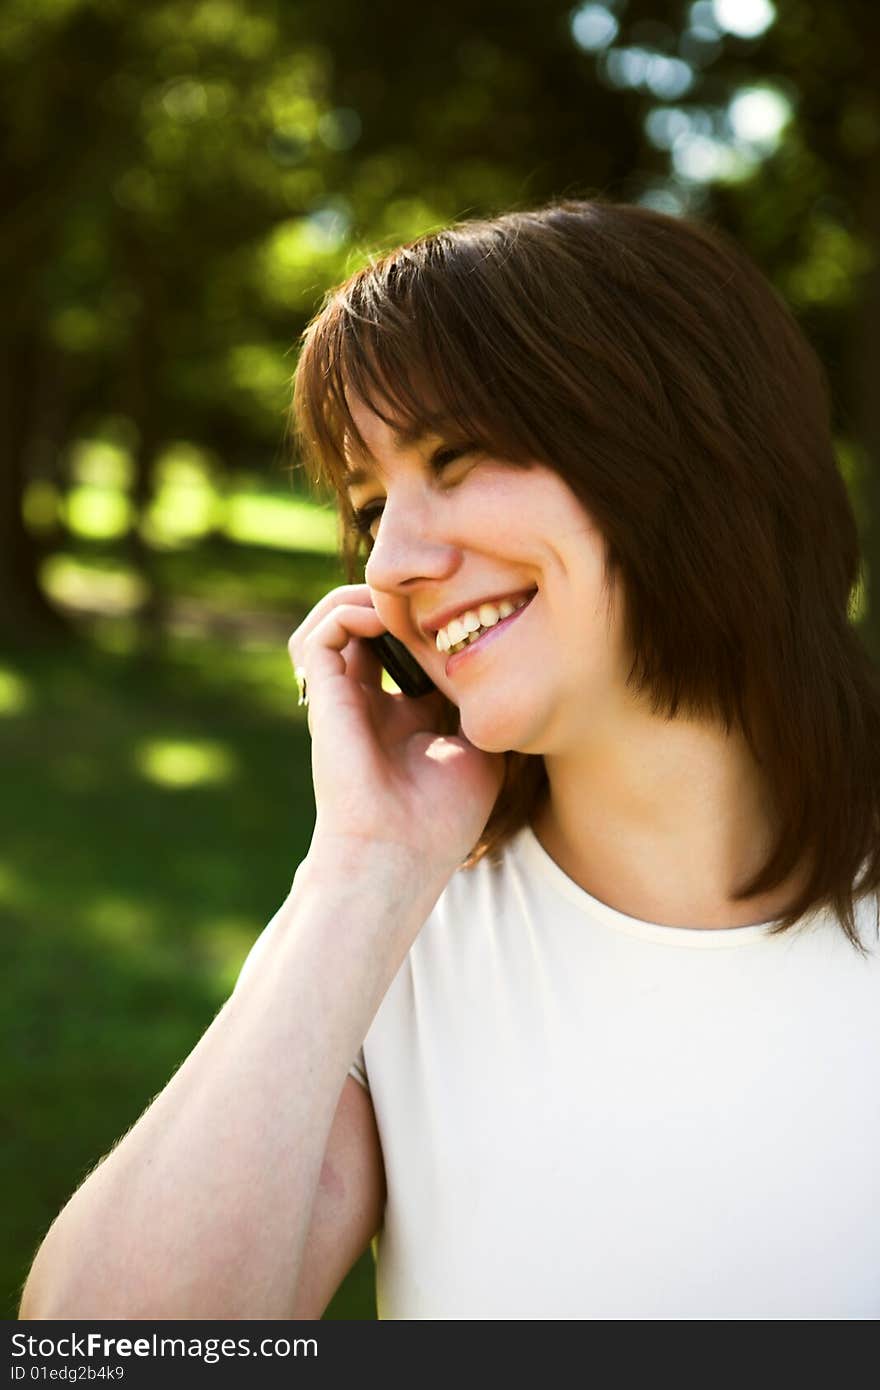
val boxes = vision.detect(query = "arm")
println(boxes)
[19,844,443,1320]
[289,1073,384,1319]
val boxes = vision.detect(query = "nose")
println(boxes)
[363,492,461,598]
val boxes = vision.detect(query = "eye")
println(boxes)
[350,501,383,541]
[349,444,476,543]
[431,444,469,468]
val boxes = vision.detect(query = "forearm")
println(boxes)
[20,844,444,1320]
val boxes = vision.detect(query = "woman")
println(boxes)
[20,198,880,1321]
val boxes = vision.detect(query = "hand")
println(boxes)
[288,585,507,876]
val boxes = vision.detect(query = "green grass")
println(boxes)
[2,533,377,1319]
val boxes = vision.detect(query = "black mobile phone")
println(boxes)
[366,632,437,698]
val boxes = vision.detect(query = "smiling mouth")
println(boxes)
[444,589,537,670]
[439,590,537,654]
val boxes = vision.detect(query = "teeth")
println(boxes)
[466,609,485,631]
[436,593,532,654]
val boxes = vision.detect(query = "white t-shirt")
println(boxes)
[237,824,880,1320]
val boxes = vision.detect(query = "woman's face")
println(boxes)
[345,392,634,756]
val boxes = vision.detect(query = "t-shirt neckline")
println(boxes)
[517,822,787,948]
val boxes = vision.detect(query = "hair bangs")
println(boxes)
[292,243,545,538]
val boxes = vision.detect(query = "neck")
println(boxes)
[531,715,808,930]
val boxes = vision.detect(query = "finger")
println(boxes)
[300,603,389,704]
[287,584,375,671]
[345,630,388,687]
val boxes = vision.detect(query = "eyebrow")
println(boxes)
[343,416,457,488]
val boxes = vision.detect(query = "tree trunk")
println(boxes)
[0,330,73,643]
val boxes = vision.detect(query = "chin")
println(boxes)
[456,707,529,756]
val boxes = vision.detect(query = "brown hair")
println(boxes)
[290,196,880,953]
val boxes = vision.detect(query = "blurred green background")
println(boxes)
[3,0,879,1318]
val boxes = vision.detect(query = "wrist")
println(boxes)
[283,836,454,997]
[302,830,452,890]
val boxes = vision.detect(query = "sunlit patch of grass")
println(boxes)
[0,667,31,716]
[41,555,149,614]
[69,437,134,489]
[142,446,226,545]
[133,738,239,788]
[224,491,338,552]
[63,486,134,540]
[34,447,343,558]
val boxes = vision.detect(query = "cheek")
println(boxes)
[369,593,420,646]
[368,590,393,626]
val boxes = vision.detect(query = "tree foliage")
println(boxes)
[3,0,877,645]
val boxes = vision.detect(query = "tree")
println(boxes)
[4,0,876,650]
